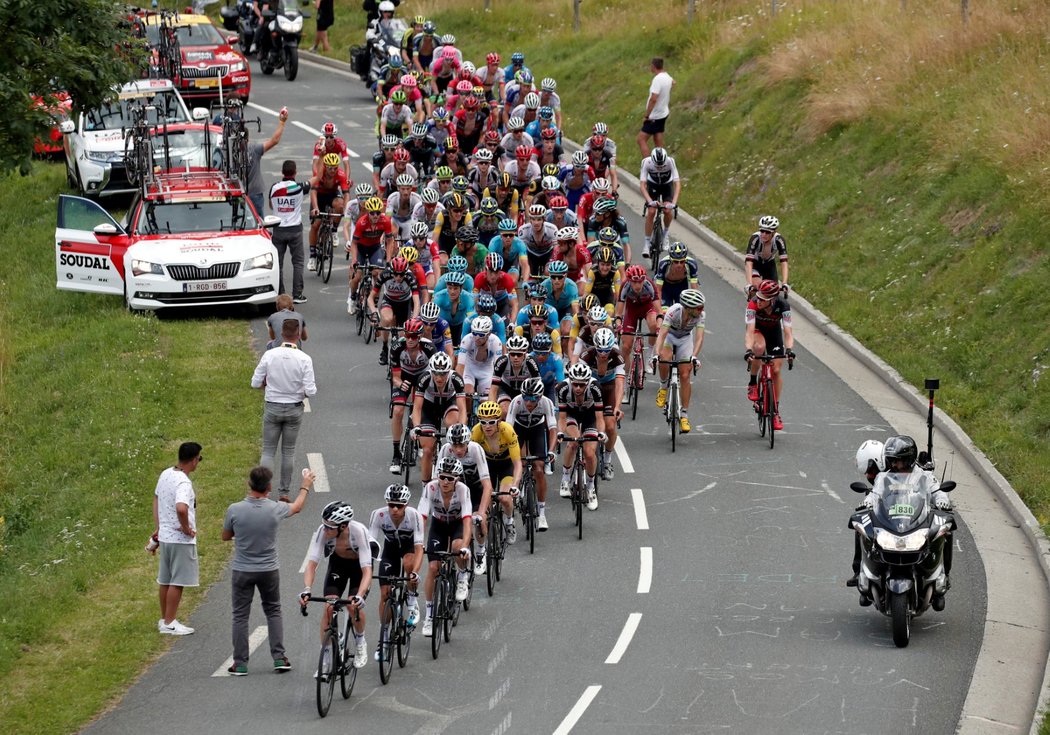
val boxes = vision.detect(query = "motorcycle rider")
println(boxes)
[846,439,883,589]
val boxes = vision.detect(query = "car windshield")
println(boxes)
[84,92,188,132]
[146,22,226,47]
[136,197,258,235]
[150,128,221,169]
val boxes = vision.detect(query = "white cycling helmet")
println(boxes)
[556,226,579,242]
[419,302,440,322]
[429,352,453,373]
[354,182,375,198]
[592,177,610,193]
[856,440,885,476]
[759,215,780,231]
[571,150,588,166]
[410,221,429,239]
[566,362,592,381]
[384,484,411,504]
[523,93,541,109]
[378,0,396,11]
[421,187,439,204]
[587,305,608,324]
[680,289,705,309]
[593,327,616,351]
[321,501,354,528]
[471,315,493,336]
[527,203,548,218]
[506,335,530,352]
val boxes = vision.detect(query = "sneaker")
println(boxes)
[354,639,368,669]
[378,347,389,366]
[227,663,248,676]
[389,451,402,474]
[475,554,487,575]
[600,462,614,481]
[679,416,692,433]
[655,388,667,408]
[307,256,316,271]
[407,602,420,627]
[293,295,307,304]
[559,479,571,498]
[157,618,165,631]
[455,577,469,601]
[586,489,598,511]
[505,520,517,545]
[422,617,433,637]
[159,620,194,636]
[537,512,549,531]
[772,415,784,431]
[273,657,292,672]
[747,384,759,402]
[544,460,553,475]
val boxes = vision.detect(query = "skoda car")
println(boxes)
[143,13,251,104]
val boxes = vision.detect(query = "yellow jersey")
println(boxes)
[471,421,521,463]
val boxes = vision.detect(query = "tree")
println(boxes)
[0,0,146,175]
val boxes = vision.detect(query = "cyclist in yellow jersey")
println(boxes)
[471,402,522,544]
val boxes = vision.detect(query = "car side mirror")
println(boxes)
[93,223,121,237]
[938,481,957,494]
[59,120,75,134]
[849,481,869,494]
[192,107,210,121]
[227,34,239,45]
[262,215,282,228]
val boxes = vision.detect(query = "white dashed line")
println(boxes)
[291,120,323,137]
[604,613,642,664]
[303,398,311,413]
[212,626,268,676]
[246,102,359,157]
[613,439,634,473]
[360,161,373,174]
[552,685,602,735]
[822,481,844,503]
[307,452,329,492]
[638,547,652,594]
[631,488,649,530]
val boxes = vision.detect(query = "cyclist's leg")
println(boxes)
[750,332,768,384]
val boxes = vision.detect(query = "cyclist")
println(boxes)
[502,51,532,83]
[576,176,613,228]
[471,401,522,546]
[308,152,349,272]
[578,327,624,479]
[514,283,559,332]
[465,292,507,342]
[432,270,475,346]
[500,118,534,166]
[744,215,789,295]
[400,15,424,66]
[419,301,454,357]
[341,182,376,255]
[427,108,454,149]
[389,318,436,472]
[412,353,468,486]
[487,218,527,281]
[429,47,461,95]
[584,198,631,263]
[529,332,564,409]
[411,20,438,73]
[437,424,494,575]
[398,246,428,303]
[369,256,421,366]
[432,253,467,295]
[417,456,473,636]
[453,96,488,153]
[490,334,540,415]
[477,129,505,163]
[584,129,618,191]
[745,279,795,431]
[559,151,593,211]
[506,144,541,200]
[379,148,418,198]
[371,134,400,192]
[299,501,373,671]
[456,315,503,397]
[654,241,700,310]
[432,192,472,260]
[312,122,352,181]
[519,203,559,283]
[472,195,505,248]
[387,173,422,242]
[614,265,662,372]
[652,289,706,433]
[436,136,470,177]
[406,122,439,177]
[475,252,519,319]
[406,221,441,295]
[556,363,607,511]
[546,196,578,232]
[484,172,520,224]
[573,302,612,360]
[532,126,564,169]
[372,54,404,106]
[581,245,622,313]
[348,196,396,315]
[411,186,444,234]
[368,484,425,657]
[640,147,680,260]
[379,90,415,140]
[450,175,478,213]
[392,74,428,123]
[452,225,488,277]
[541,260,580,356]
[506,377,557,530]
[538,77,563,129]
[550,225,588,284]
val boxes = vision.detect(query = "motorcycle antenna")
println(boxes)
[924,378,939,464]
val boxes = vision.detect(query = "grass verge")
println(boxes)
[0,163,261,734]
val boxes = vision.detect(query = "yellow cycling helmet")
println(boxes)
[322,152,341,167]
[398,245,419,263]
[580,293,601,312]
[476,401,502,420]
[364,197,384,213]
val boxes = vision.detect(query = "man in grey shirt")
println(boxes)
[221,465,316,675]
[247,107,289,217]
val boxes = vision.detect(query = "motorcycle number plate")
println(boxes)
[192,79,219,89]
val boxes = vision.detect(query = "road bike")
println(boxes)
[396,416,419,484]
[517,454,542,554]
[484,489,516,596]
[645,199,677,263]
[313,210,339,283]
[560,434,601,540]
[751,353,792,448]
[376,575,414,684]
[622,318,647,421]
[301,596,360,717]
[352,263,376,343]
[428,548,467,659]
[657,359,692,452]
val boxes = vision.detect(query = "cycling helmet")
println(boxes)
[392,148,410,162]
[592,177,611,193]
[514,144,531,160]
[506,335,530,352]
[571,150,588,167]
[446,254,468,272]
[592,122,608,135]
[322,122,337,136]
[455,225,478,243]
[581,293,601,312]
[321,152,341,168]
[389,256,409,274]
[497,218,517,233]
[421,187,439,204]
[548,195,568,210]
[651,147,668,166]
[519,70,534,85]
[385,484,411,505]
[556,226,578,242]
[403,316,424,335]
[451,176,469,193]
[399,73,417,88]
[476,292,496,313]
[435,166,454,181]
[395,173,415,188]
[444,192,464,209]
[455,79,473,94]
[587,305,609,324]
[541,175,561,192]
[471,315,493,336]
[444,135,460,151]
[476,401,502,420]
[483,129,501,144]
[447,423,471,445]
[593,198,617,215]
[567,362,592,381]
[436,456,464,476]
[538,106,554,121]
[756,279,780,301]
[507,116,525,131]
[461,61,476,76]
[856,439,886,476]
[597,227,619,244]
[398,246,419,263]
[590,133,607,149]
[594,327,616,351]
[413,14,425,24]
[540,77,557,92]
[546,260,569,276]
[523,92,541,110]
[423,20,436,34]
[626,265,647,282]
[364,197,384,213]
[511,51,525,64]
[496,171,513,188]
[479,197,499,216]
[474,148,494,163]
[530,332,553,352]
[411,122,428,139]
[321,500,354,528]
[429,352,453,373]
[378,0,395,13]
[882,435,918,472]
[486,52,500,64]
[354,184,375,201]
[432,107,450,122]
[388,55,404,69]
[484,251,504,271]
[540,127,558,141]
[420,302,440,322]
[527,303,549,319]
[463,95,480,111]
[595,246,615,263]
[521,377,544,397]
[541,163,560,178]
[680,289,705,308]
[381,134,400,149]
[527,203,548,218]
[390,90,408,104]
[759,215,780,231]
[440,33,456,45]
[409,222,430,240]
[444,270,468,287]
[668,241,689,260]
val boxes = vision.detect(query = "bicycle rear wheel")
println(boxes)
[339,626,357,699]
[486,515,497,597]
[445,578,457,637]
[574,463,585,540]
[758,382,768,438]
[321,233,333,283]
[630,358,642,421]
[396,606,410,667]
[316,634,337,717]
[379,602,395,684]
[430,581,444,659]
[494,517,505,581]
[669,385,679,453]
[766,376,777,449]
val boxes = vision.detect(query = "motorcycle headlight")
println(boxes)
[874,528,927,552]
[277,15,302,33]
[243,253,274,271]
[131,259,164,276]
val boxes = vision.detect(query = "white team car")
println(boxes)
[59,79,213,197]
[56,170,281,311]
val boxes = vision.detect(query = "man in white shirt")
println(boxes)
[251,320,318,500]
[637,57,675,157]
[153,441,202,636]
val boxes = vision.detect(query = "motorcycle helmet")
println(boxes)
[378,1,395,13]
[856,439,885,477]
[882,436,918,472]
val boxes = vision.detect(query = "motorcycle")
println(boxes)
[849,472,956,648]
[219,1,258,56]
[259,0,310,81]
[350,17,407,85]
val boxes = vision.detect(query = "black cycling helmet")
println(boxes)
[882,435,918,472]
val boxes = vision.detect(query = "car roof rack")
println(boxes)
[145,171,244,202]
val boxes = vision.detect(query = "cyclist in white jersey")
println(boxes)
[436,424,494,574]
[652,289,706,434]
[506,377,558,531]
[368,484,425,657]
[456,315,504,395]
[639,147,681,258]
[417,456,473,636]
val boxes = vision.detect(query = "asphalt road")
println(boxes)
[84,56,985,734]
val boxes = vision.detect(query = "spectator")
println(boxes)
[312,0,334,53]
[268,160,308,303]
[251,319,317,500]
[221,465,315,675]
[637,57,675,158]
[267,294,308,349]
[247,107,289,217]
[153,442,202,636]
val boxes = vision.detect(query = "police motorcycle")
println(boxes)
[350,1,407,85]
[258,0,310,81]
[220,0,260,57]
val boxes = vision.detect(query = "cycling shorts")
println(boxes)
[317,191,343,214]
[356,243,385,266]
[664,332,694,361]
[622,301,661,333]
[380,298,413,325]
[645,181,673,203]
[514,421,548,459]
[563,409,597,433]
[486,457,514,487]
[323,554,365,598]
[426,518,464,561]
[419,399,459,432]
[390,370,424,405]
[378,541,416,579]
[460,362,494,394]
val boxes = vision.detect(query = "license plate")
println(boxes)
[183,280,227,293]
[191,78,219,89]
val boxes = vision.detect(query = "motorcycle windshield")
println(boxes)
[274,0,301,15]
[380,19,408,44]
[870,471,934,533]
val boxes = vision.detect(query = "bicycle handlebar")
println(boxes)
[300,595,361,617]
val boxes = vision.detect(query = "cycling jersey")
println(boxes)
[305,520,373,568]
[640,157,680,187]
[499,132,535,159]
[379,163,419,196]
[550,243,590,283]
[580,347,625,385]
[584,214,630,244]
[386,191,422,222]
[504,159,540,188]
[468,167,500,198]
[268,179,306,228]
[585,240,626,268]
[486,233,527,272]
[663,302,706,339]
[390,337,436,376]
[474,271,516,304]
[407,136,438,176]
[373,270,419,304]
[542,277,579,319]
[514,303,559,331]
[619,279,658,305]
[312,137,349,160]
[531,351,565,395]
[557,378,604,414]
[437,441,490,484]
[433,210,474,255]
[471,421,521,463]
[502,62,533,83]
[422,318,453,353]
[655,257,700,306]
[368,506,424,555]
[416,371,466,405]
[744,231,789,278]
[491,355,540,398]
[432,288,475,328]
[457,332,502,392]
[353,213,394,247]
[463,310,507,342]
[411,201,444,233]
[507,394,556,429]
[380,102,414,136]
[518,221,558,258]
[314,169,349,196]
[483,186,519,220]
[417,480,472,523]
[745,298,792,332]
[584,265,621,307]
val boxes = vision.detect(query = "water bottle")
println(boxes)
[145,533,159,553]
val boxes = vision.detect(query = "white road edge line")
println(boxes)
[307,452,330,492]
[212,625,268,676]
[613,439,634,474]
[246,101,360,157]
[604,613,642,664]
[552,685,602,735]
[638,547,652,594]
[631,488,649,530]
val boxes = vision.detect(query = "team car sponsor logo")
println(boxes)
[60,253,112,270]
[178,243,225,253]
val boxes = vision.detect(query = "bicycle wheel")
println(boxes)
[396,598,410,668]
[527,478,537,554]
[651,216,663,261]
[486,514,497,597]
[339,626,357,699]
[379,601,395,684]
[315,227,328,277]
[316,633,337,717]
[758,381,768,438]
[321,230,333,284]
[400,434,414,486]
[430,579,444,659]
[461,561,474,613]
[630,360,641,421]
[574,463,585,540]
[494,514,505,581]
[669,385,679,453]
[444,579,456,640]
[356,303,365,335]
[766,377,776,449]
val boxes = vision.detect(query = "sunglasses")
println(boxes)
[522,394,540,401]
[479,419,499,426]
[387,503,406,509]
[501,233,514,237]
[438,474,458,482]
[571,381,588,388]
[549,275,565,280]
[406,333,421,340]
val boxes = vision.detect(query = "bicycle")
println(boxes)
[657,359,692,452]
[376,575,414,684]
[559,434,602,540]
[216,99,261,185]
[352,263,377,343]
[517,455,542,554]
[313,210,339,283]
[301,596,361,718]
[621,318,647,421]
[484,489,516,597]
[645,199,678,263]
[377,325,406,379]
[428,548,467,659]
[751,353,792,448]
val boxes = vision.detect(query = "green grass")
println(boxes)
[0,163,261,734]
